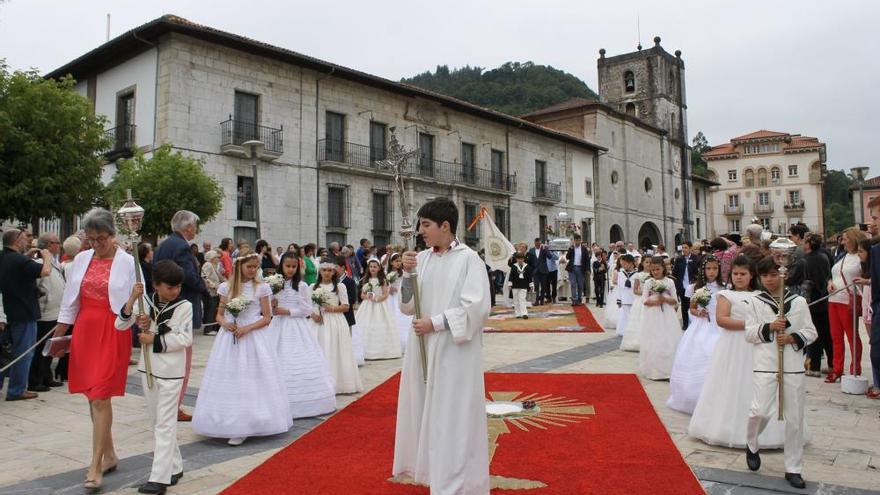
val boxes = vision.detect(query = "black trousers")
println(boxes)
[678,291,690,330]
[29,320,56,387]
[203,294,220,332]
[593,277,606,306]
[546,271,558,302]
[533,272,548,304]
[806,301,832,372]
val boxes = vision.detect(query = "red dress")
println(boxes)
[68,257,131,400]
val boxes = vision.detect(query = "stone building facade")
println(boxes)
[703,130,827,236]
[45,15,603,250]
[524,37,694,249]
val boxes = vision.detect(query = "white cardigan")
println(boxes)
[57,248,140,325]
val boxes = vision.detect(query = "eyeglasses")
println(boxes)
[86,234,111,244]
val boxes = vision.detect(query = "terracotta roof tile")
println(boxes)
[785,136,825,150]
[731,130,788,142]
[703,143,737,157]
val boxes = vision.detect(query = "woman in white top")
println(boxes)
[825,227,867,383]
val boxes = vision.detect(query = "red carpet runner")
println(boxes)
[223,373,704,495]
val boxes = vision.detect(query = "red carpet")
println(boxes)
[484,304,604,333]
[223,373,703,495]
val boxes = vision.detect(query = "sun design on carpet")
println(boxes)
[390,391,595,490]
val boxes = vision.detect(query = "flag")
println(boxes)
[472,206,514,273]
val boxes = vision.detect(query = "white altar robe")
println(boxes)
[393,243,491,495]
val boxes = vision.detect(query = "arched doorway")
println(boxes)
[638,222,662,251]
[610,224,624,244]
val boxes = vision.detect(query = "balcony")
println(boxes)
[723,204,743,216]
[754,202,774,214]
[220,118,283,161]
[532,181,562,204]
[104,124,136,161]
[784,201,805,213]
[317,140,516,194]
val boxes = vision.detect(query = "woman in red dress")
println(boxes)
[53,208,139,491]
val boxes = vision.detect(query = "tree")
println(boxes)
[0,62,109,228]
[823,169,853,206]
[690,131,711,176]
[104,145,224,242]
[824,202,854,238]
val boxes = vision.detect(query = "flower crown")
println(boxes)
[234,252,260,264]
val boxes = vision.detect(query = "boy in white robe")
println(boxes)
[394,198,491,495]
[744,256,816,490]
[116,260,193,495]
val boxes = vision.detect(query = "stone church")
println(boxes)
[524,36,702,249]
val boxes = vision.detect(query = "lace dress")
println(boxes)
[313,283,363,394]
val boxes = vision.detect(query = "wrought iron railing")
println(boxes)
[104,124,136,157]
[784,201,805,211]
[532,181,561,202]
[754,202,774,214]
[220,118,283,155]
[318,140,516,193]
[723,204,743,215]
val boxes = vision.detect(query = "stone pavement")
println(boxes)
[0,302,878,494]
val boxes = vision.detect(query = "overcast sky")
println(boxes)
[2,0,876,176]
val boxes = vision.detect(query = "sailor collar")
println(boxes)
[755,289,797,315]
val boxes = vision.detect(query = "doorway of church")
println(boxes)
[637,222,662,251]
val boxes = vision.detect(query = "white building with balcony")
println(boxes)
[703,130,826,237]
[45,15,603,249]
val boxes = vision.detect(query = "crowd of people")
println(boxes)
[2,200,880,492]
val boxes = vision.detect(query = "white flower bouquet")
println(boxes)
[265,274,285,294]
[226,296,250,318]
[361,281,375,296]
[650,281,668,312]
[311,287,330,307]
[692,287,712,309]
[387,272,399,284]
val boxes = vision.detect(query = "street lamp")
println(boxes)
[244,140,265,239]
[851,166,871,224]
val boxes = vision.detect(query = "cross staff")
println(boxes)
[377,129,428,383]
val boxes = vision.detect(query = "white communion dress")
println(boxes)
[386,274,413,354]
[604,268,619,330]
[637,276,682,380]
[193,281,292,438]
[356,278,402,360]
[620,272,651,351]
[313,282,363,394]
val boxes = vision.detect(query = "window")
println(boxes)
[758,191,770,206]
[535,160,547,190]
[757,168,767,187]
[325,111,345,162]
[584,179,593,197]
[236,176,254,221]
[744,169,754,187]
[233,226,257,250]
[495,207,508,237]
[624,70,635,92]
[728,194,739,207]
[464,203,479,248]
[539,215,548,241]
[234,91,258,144]
[460,143,476,183]
[115,91,135,150]
[369,121,387,163]
[728,170,737,181]
[696,217,701,239]
[372,190,391,247]
[788,165,798,177]
[729,219,741,233]
[695,187,701,210]
[625,102,636,116]
[788,190,801,206]
[771,167,781,182]
[327,183,349,229]
[644,177,653,192]
[760,217,772,230]
[611,170,619,185]
[491,150,504,189]
[419,133,434,176]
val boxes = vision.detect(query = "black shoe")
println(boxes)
[745,447,761,471]
[170,472,183,486]
[523,315,529,320]
[138,481,167,494]
[48,381,64,388]
[28,385,50,392]
[784,472,806,489]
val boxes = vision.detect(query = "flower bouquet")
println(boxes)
[311,287,330,307]
[692,287,712,309]
[265,274,285,294]
[650,281,668,312]
[225,296,250,343]
[387,271,399,284]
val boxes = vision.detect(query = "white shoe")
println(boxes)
[227,437,247,446]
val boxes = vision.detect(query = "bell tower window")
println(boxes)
[625,102,636,117]
[624,70,635,92]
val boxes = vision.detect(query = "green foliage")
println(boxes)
[690,131,711,177]
[401,62,598,116]
[0,62,110,224]
[823,169,855,237]
[104,145,224,241]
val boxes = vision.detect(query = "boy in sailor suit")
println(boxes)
[508,252,534,319]
[744,256,816,490]
[116,260,193,495]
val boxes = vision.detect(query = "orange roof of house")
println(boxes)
[702,143,737,157]
[731,130,789,142]
[785,136,825,150]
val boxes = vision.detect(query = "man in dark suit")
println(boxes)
[335,256,358,328]
[566,235,590,306]
[672,241,700,329]
[527,238,550,306]
[867,199,880,398]
[152,210,206,422]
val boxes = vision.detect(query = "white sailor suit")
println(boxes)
[116,296,193,485]
[744,290,816,474]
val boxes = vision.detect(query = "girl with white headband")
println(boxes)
[356,257,401,360]
[311,259,363,394]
